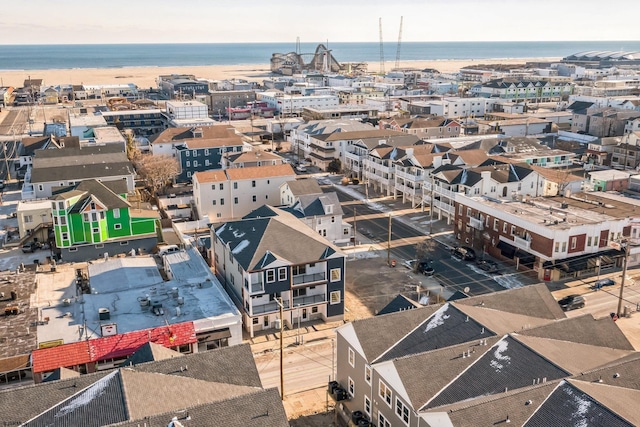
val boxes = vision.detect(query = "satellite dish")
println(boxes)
[464,287,470,294]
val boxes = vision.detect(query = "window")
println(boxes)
[330,291,341,305]
[311,306,318,313]
[220,183,224,190]
[378,413,390,427]
[113,209,120,219]
[60,216,67,226]
[466,207,471,217]
[119,241,128,246]
[61,232,69,240]
[348,348,355,367]
[571,237,577,249]
[211,184,216,190]
[555,242,560,252]
[511,225,516,236]
[379,380,392,407]
[562,242,567,252]
[252,317,259,325]
[252,180,256,187]
[186,161,191,167]
[234,197,238,204]
[185,151,190,157]
[92,227,100,234]
[458,204,463,215]
[396,398,410,424]
[212,200,216,205]
[233,182,238,189]
[278,267,287,281]
[364,396,371,417]
[348,377,355,397]
[252,195,257,202]
[220,198,225,205]
[330,268,341,282]
[114,224,122,230]
[365,365,371,385]
[24,215,33,223]
[494,219,499,231]
[266,269,275,283]
[587,236,592,246]
[503,222,508,233]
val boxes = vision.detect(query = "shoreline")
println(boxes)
[0,57,562,89]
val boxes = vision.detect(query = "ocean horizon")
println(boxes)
[1,41,639,71]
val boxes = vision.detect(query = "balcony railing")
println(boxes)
[293,293,327,307]
[469,217,483,230]
[293,272,326,286]
[251,299,291,315]
[512,235,531,250]
[395,169,424,182]
[245,279,264,294]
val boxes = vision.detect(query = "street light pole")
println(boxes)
[617,239,631,318]
[277,296,285,400]
[387,214,392,266]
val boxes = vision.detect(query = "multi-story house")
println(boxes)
[278,179,352,245]
[611,142,640,170]
[472,79,574,102]
[379,116,462,139]
[454,192,640,280]
[26,145,135,200]
[588,169,632,192]
[150,125,245,181]
[334,284,638,427]
[100,109,166,136]
[212,209,346,337]
[257,91,339,116]
[51,179,159,261]
[193,164,296,222]
[222,149,286,169]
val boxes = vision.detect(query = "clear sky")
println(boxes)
[2,0,638,45]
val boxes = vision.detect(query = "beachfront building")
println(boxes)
[159,76,208,99]
[51,179,159,261]
[82,84,139,99]
[166,100,208,120]
[257,91,339,116]
[212,208,346,337]
[471,79,574,102]
[192,164,296,222]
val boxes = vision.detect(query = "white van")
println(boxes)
[157,244,181,257]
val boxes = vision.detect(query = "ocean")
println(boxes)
[0,41,639,70]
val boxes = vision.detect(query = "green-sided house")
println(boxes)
[51,179,160,262]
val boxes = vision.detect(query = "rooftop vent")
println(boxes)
[98,307,110,321]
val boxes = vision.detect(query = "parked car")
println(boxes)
[558,294,585,311]
[452,246,476,261]
[157,244,181,257]
[476,259,500,274]
[295,164,307,173]
[22,241,42,253]
[402,259,435,275]
[593,278,615,289]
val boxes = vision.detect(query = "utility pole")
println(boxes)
[429,173,435,236]
[617,238,631,318]
[387,214,392,266]
[353,207,357,246]
[277,296,285,400]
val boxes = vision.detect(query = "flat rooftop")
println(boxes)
[35,250,239,346]
[466,193,637,230]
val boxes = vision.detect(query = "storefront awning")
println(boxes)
[543,249,623,272]
[497,240,517,258]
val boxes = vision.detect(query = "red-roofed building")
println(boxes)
[32,322,196,383]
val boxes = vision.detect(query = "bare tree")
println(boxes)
[135,154,179,195]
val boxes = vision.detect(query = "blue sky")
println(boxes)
[1,0,638,44]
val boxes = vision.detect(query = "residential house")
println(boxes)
[150,125,245,182]
[379,116,462,139]
[571,107,640,137]
[257,91,339,116]
[212,208,346,337]
[193,164,296,222]
[454,192,639,280]
[100,109,166,137]
[42,87,59,104]
[472,78,574,102]
[51,179,159,261]
[1,344,288,427]
[0,86,14,107]
[462,136,575,168]
[15,200,52,240]
[27,145,135,200]
[477,117,552,137]
[17,135,79,169]
[588,169,632,192]
[334,283,639,427]
[582,136,619,168]
[611,142,640,170]
[223,149,286,169]
[278,179,352,245]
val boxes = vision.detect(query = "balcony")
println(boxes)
[293,272,326,286]
[293,293,327,307]
[435,187,456,199]
[251,299,291,315]
[512,235,531,250]
[245,278,264,294]
[395,169,423,182]
[396,184,417,196]
[469,217,483,230]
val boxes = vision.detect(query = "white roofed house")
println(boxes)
[192,164,296,222]
[279,179,352,245]
[212,208,346,337]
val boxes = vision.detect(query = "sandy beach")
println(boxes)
[0,57,561,89]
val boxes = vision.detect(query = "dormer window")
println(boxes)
[326,204,333,214]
